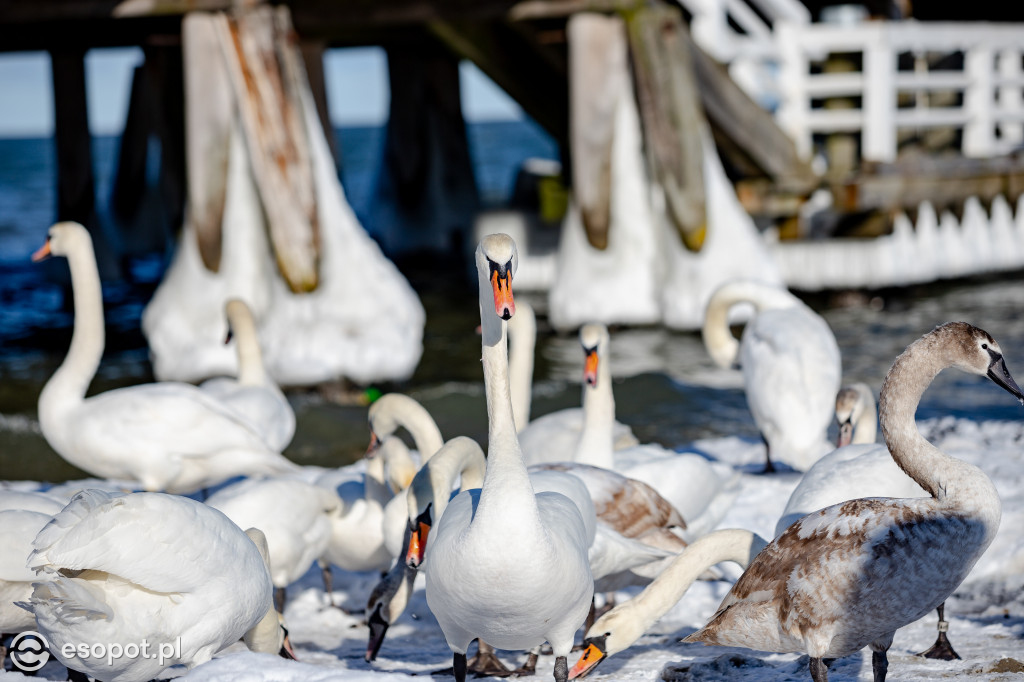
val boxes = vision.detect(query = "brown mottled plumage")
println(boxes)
[685,322,1023,682]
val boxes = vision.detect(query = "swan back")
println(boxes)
[702,279,802,369]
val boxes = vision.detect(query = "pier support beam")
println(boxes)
[50,47,95,227]
[370,39,479,259]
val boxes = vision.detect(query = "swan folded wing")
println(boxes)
[696,497,986,654]
[535,491,594,557]
[29,492,261,594]
[537,463,685,537]
[77,384,272,457]
[0,510,52,581]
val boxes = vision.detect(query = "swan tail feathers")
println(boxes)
[27,576,113,623]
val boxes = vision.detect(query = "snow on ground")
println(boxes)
[3,417,1024,681]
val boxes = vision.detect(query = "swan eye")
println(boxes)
[982,343,989,349]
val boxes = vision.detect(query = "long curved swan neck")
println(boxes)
[575,330,615,468]
[476,242,540,529]
[226,300,268,386]
[242,528,286,654]
[879,329,967,498]
[42,227,105,408]
[372,394,445,460]
[851,383,877,444]
[411,436,486,521]
[593,529,768,654]
[508,300,536,432]
[702,280,799,369]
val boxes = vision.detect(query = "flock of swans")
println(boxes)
[1,221,1022,682]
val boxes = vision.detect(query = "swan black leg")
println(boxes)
[917,603,961,660]
[554,656,568,682]
[809,657,829,682]
[320,561,337,609]
[872,649,889,682]
[761,434,776,474]
[454,652,468,682]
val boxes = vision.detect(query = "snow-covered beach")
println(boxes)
[4,412,1023,682]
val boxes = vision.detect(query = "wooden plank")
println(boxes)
[687,28,817,192]
[566,12,622,250]
[626,4,706,251]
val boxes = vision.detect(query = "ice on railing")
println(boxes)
[770,195,1024,290]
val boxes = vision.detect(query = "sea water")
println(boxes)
[1,121,1023,482]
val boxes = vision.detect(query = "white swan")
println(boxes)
[0,492,65,638]
[24,490,294,682]
[199,298,296,452]
[425,234,594,682]
[568,528,769,678]
[776,382,959,661]
[684,321,1023,682]
[34,222,298,494]
[568,323,739,540]
[319,435,417,581]
[835,382,877,447]
[518,321,638,464]
[206,477,342,609]
[702,279,842,472]
[367,437,686,669]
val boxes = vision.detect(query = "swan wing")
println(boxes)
[29,491,258,594]
[76,383,271,457]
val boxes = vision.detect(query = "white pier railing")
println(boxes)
[775,21,1024,163]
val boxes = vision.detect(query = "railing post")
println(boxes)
[964,45,995,157]
[776,21,812,159]
[999,49,1023,147]
[862,24,896,163]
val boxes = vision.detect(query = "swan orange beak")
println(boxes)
[837,420,853,448]
[490,269,515,320]
[406,521,430,568]
[569,640,606,679]
[583,348,599,387]
[31,239,52,262]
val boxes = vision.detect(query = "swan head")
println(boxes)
[938,323,1024,403]
[32,222,91,262]
[404,500,433,569]
[366,393,426,455]
[365,562,416,662]
[569,606,644,678]
[579,324,609,388]
[476,234,519,320]
[835,384,864,447]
